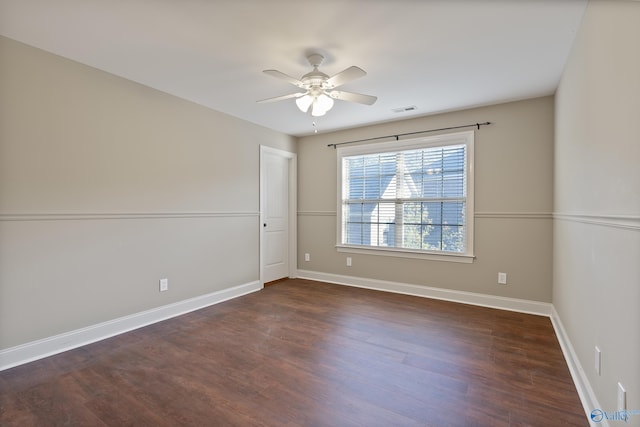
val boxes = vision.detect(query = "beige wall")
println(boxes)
[554,0,640,414]
[5,3,638,415]
[298,96,554,302]
[0,36,295,349]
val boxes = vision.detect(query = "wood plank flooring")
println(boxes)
[0,279,587,426]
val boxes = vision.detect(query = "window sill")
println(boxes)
[336,245,475,263]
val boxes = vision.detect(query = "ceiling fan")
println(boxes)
[257,53,377,117]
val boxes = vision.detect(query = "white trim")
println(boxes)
[550,306,606,427]
[296,270,551,316]
[0,212,259,222]
[554,212,640,231]
[0,281,261,371]
[0,272,596,426]
[298,211,554,220]
[297,211,336,216]
[475,212,553,219]
[0,211,561,222]
[336,131,475,259]
[336,244,475,263]
[259,146,298,283]
[288,153,298,279]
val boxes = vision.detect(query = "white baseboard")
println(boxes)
[550,306,605,427]
[0,272,598,427]
[0,281,262,371]
[297,270,552,316]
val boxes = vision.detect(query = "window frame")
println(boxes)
[336,130,475,263]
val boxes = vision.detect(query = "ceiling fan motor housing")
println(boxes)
[301,54,329,88]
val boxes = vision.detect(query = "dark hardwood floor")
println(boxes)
[0,279,587,426]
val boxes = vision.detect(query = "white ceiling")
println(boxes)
[0,0,588,137]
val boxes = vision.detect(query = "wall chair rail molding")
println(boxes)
[474,212,553,220]
[297,212,553,219]
[297,211,337,217]
[553,212,640,231]
[0,212,260,222]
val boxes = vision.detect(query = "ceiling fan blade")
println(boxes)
[263,70,305,88]
[327,90,377,105]
[257,92,307,103]
[325,66,366,88]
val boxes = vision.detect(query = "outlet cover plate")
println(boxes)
[159,278,168,292]
[618,382,626,411]
[498,272,507,285]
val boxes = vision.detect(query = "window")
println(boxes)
[337,131,474,262]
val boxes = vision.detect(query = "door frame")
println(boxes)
[259,145,297,286]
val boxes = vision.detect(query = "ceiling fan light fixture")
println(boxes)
[295,94,313,112]
[310,94,334,117]
[311,104,327,117]
[297,93,334,116]
[316,93,334,111]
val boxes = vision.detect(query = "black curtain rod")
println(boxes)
[327,121,492,148]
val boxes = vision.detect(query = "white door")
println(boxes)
[261,148,292,283]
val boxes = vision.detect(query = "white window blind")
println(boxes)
[337,131,474,259]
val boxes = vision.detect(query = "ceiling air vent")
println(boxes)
[392,105,417,113]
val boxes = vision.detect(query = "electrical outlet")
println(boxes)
[159,278,168,292]
[346,257,352,267]
[617,382,626,411]
[498,272,507,285]
[595,346,601,375]
[304,253,310,262]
